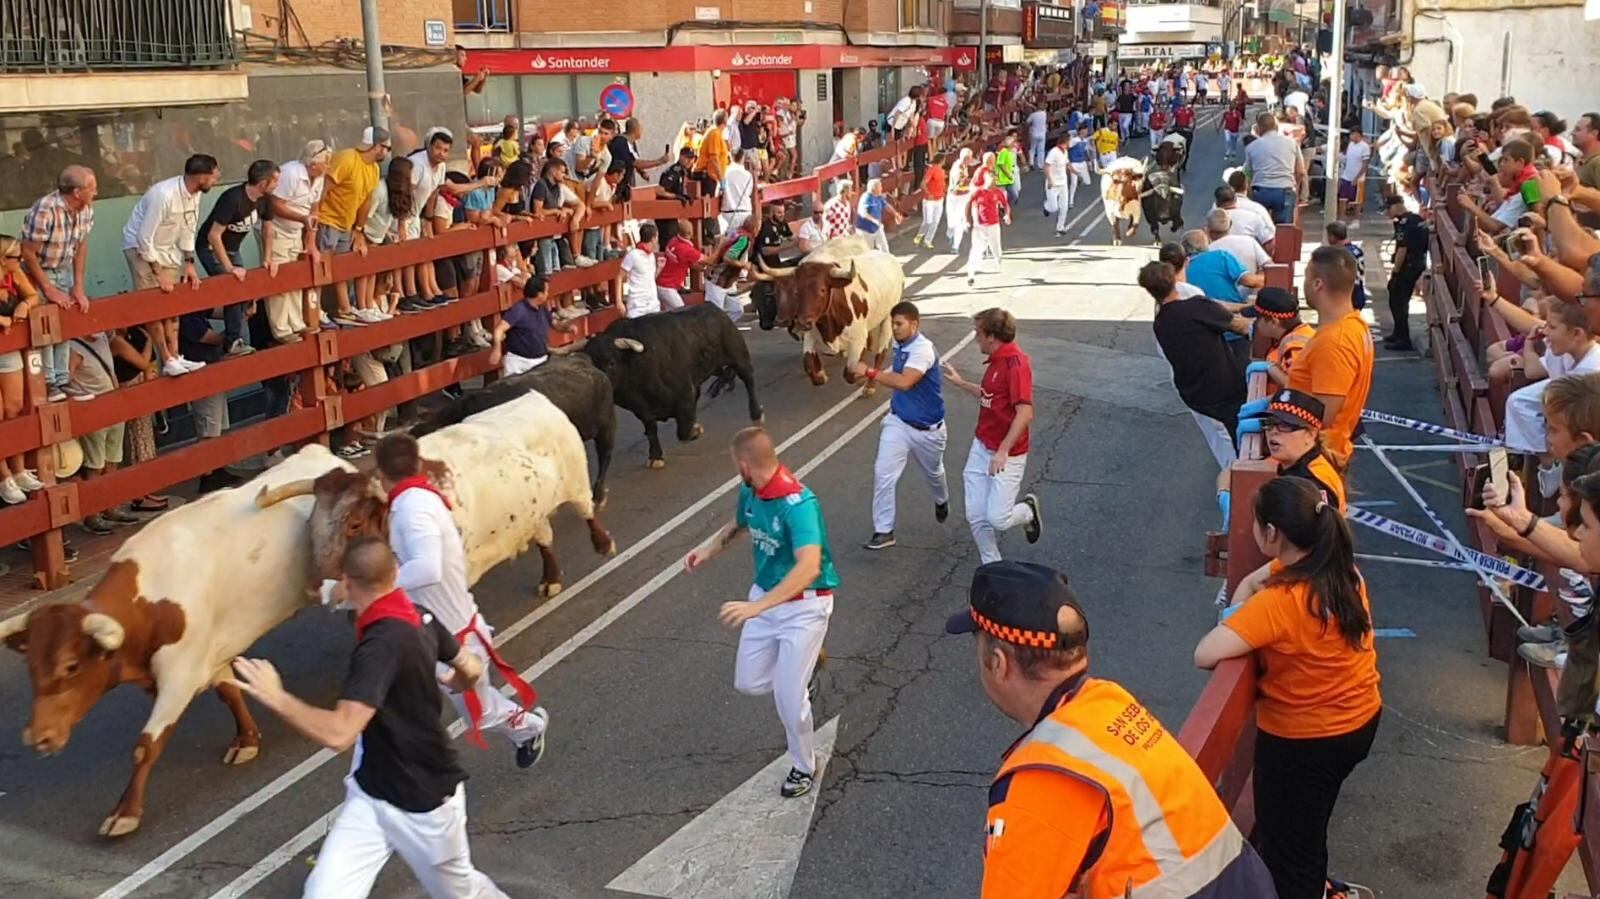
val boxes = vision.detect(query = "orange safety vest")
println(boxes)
[1266,322,1315,372]
[992,678,1252,899]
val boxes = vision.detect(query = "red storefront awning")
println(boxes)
[467,45,970,76]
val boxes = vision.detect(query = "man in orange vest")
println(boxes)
[947,561,1277,898]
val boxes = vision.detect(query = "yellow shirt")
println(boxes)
[319,148,379,232]
[1093,128,1119,156]
[494,139,521,167]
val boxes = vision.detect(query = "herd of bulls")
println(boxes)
[0,236,909,838]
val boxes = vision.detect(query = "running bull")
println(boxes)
[260,390,615,598]
[412,355,618,506]
[752,235,905,391]
[0,445,357,837]
[582,303,764,468]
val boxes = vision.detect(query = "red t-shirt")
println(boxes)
[1223,108,1243,133]
[1174,106,1195,128]
[922,164,947,201]
[927,93,950,121]
[1149,109,1168,130]
[975,342,1034,455]
[970,187,1010,227]
[656,236,703,290]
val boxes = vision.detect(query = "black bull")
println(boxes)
[1141,162,1185,242]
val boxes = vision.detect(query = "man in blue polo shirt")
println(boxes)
[488,274,572,376]
[851,301,949,550]
[684,427,840,799]
[1180,230,1265,303]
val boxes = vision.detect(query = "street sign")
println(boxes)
[599,83,635,118]
[423,20,447,47]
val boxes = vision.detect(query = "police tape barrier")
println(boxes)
[1346,507,1548,590]
[1357,443,1507,453]
[1361,409,1503,446]
[1358,436,1533,628]
[1354,551,1496,575]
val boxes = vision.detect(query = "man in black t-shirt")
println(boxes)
[197,159,278,357]
[233,538,507,898]
[1384,194,1430,350]
[1139,260,1252,439]
[608,117,668,193]
[752,205,796,330]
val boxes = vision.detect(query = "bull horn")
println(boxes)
[613,338,645,353]
[255,478,317,509]
[757,257,798,280]
[828,259,857,282]
[0,612,28,644]
[81,613,124,652]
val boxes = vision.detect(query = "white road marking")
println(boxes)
[103,341,965,899]
[202,334,976,898]
[605,717,840,898]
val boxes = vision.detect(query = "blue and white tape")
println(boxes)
[1361,409,1502,447]
[1346,507,1548,590]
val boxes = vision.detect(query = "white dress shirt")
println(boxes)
[389,488,476,634]
[122,175,201,269]
[721,161,755,214]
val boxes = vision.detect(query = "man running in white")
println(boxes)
[1044,133,1072,237]
[233,538,507,899]
[853,301,950,550]
[965,180,1010,289]
[941,308,1042,563]
[375,433,550,768]
[684,427,840,799]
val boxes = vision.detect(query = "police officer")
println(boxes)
[852,301,950,550]
[946,561,1277,898]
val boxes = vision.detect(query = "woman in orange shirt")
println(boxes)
[912,153,947,248]
[1194,475,1381,899]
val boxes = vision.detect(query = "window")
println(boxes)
[877,68,901,117]
[900,0,937,29]
[502,74,629,128]
[466,75,519,128]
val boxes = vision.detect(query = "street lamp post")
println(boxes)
[360,0,389,131]
[979,0,990,101]
[1322,0,1346,222]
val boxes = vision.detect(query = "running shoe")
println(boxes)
[0,478,24,505]
[1519,641,1567,670]
[13,470,44,492]
[935,501,949,523]
[515,707,551,769]
[780,767,814,799]
[1022,493,1043,543]
[1516,622,1563,645]
[863,532,896,550]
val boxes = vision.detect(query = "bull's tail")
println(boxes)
[707,365,737,399]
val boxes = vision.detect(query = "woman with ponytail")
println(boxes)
[1194,476,1382,899]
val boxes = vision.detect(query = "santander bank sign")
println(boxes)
[528,53,613,71]
[729,51,794,67]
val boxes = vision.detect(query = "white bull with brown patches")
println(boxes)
[753,236,905,392]
[0,445,355,837]
[260,389,615,600]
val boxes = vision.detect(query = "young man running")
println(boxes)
[684,427,840,798]
[853,301,950,549]
[233,538,508,898]
[942,308,1043,563]
[375,433,550,768]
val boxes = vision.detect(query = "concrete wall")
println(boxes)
[1408,5,1600,122]
[798,68,835,175]
[633,71,713,159]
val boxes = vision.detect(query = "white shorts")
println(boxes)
[502,352,548,377]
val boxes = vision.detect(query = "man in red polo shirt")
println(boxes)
[941,308,1042,563]
[964,180,1011,289]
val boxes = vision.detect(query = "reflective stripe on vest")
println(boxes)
[1000,679,1245,899]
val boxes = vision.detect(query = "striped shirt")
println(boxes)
[20,191,94,271]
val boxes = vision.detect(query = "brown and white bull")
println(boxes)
[1101,162,1145,246]
[258,389,614,598]
[751,236,906,392]
[0,445,355,837]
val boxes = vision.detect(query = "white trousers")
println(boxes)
[872,414,950,533]
[704,282,745,322]
[917,199,945,243]
[657,286,685,310]
[1505,379,1550,453]
[734,587,833,775]
[444,622,547,747]
[501,352,547,377]
[1067,162,1090,207]
[965,223,1003,276]
[1049,184,1072,231]
[946,193,972,251]
[862,227,890,254]
[265,229,308,340]
[719,210,751,235]
[962,440,1032,565]
[305,780,507,899]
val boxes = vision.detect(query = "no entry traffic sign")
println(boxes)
[600,83,635,118]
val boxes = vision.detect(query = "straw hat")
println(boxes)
[52,438,84,479]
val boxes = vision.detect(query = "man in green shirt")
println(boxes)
[995,133,1021,205]
[685,427,839,798]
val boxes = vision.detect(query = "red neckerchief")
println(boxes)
[387,475,452,510]
[755,465,805,500]
[1505,162,1536,200]
[354,588,421,640]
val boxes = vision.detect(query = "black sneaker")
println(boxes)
[935,501,949,523]
[515,708,550,769]
[780,767,814,799]
[17,538,79,562]
[397,296,426,313]
[1022,493,1042,544]
[80,515,114,536]
[863,531,896,550]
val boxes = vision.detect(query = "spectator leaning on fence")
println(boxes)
[318,127,392,326]
[1503,299,1600,458]
[1195,475,1380,899]
[0,236,44,504]
[197,158,278,357]
[262,139,330,342]
[122,153,220,378]
[20,164,95,401]
[1140,259,1251,445]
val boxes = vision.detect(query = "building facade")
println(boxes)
[1117,0,1225,65]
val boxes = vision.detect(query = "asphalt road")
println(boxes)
[0,112,1568,898]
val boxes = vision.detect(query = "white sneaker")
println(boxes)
[13,470,44,492]
[162,358,191,377]
[178,356,207,373]
[574,255,599,268]
[352,308,379,323]
[0,478,25,504]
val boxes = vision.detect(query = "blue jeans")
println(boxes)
[40,267,74,387]
[1250,186,1296,225]
[195,246,249,346]
[535,238,561,275]
[1004,183,1020,205]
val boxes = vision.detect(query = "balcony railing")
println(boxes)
[453,0,512,33]
[0,0,237,73]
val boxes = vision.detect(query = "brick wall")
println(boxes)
[508,0,919,34]
[244,0,454,48]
